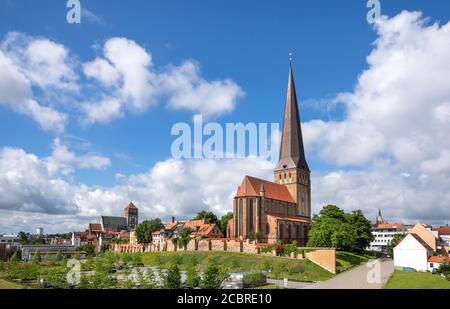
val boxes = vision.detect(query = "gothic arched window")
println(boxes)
[238,199,243,236]
[248,199,254,232]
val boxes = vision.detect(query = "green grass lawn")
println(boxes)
[385,271,450,289]
[336,252,373,273]
[0,278,25,289]
[141,251,334,282]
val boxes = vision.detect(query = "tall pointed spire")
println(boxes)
[275,62,309,172]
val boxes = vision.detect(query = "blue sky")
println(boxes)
[1,0,450,233]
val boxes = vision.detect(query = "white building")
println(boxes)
[394,233,433,271]
[428,256,450,273]
[368,223,407,253]
[36,227,44,236]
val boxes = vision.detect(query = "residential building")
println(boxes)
[428,256,450,272]
[394,233,434,271]
[228,63,311,245]
[36,227,44,236]
[368,223,407,253]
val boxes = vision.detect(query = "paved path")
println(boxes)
[267,278,312,289]
[304,259,394,289]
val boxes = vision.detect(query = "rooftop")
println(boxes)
[235,176,296,204]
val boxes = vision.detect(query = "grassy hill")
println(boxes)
[141,251,334,282]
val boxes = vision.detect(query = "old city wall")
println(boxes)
[111,241,336,274]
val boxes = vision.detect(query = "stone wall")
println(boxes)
[111,242,336,274]
[305,248,336,274]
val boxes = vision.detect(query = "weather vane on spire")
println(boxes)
[289,52,293,62]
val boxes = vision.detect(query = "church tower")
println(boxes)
[124,202,138,230]
[274,63,311,218]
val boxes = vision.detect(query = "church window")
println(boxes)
[279,223,284,241]
[296,225,301,240]
[239,199,243,236]
[248,199,254,232]
[258,201,262,230]
[266,223,270,234]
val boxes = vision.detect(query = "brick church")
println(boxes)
[227,63,311,245]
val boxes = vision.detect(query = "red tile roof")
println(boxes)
[89,223,102,233]
[192,224,223,237]
[374,223,403,229]
[235,176,296,204]
[165,222,178,231]
[433,227,450,235]
[266,213,310,224]
[428,256,450,263]
[183,220,205,231]
[125,202,137,209]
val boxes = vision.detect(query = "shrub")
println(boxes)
[243,271,267,288]
[171,254,183,266]
[437,263,450,275]
[186,265,200,288]
[154,254,165,266]
[161,263,182,289]
[260,246,273,254]
[284,241,298,256]
[200,263,229,289]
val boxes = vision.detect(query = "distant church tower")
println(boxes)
[274,63,311,218]
[124,202,138,230]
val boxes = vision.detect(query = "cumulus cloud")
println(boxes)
[0,144,272,233]
[0,33,243,130]
[0,48,67,133]
[304,11,450,171]
[82,37,244,124]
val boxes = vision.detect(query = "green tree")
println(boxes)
[77,244,96,257]
[387,233,406,256]
[200,263,229,289]
[137,268,159,289]
[186,265,200,288]
[307,205,374,252]
[135,219,165,244]
[194,210,219,224]
[18,231,28,244]
[162,264,182,289]
[219,212,233,236]
[178,228,193,248]
[55,250,63,262]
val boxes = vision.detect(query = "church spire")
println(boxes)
[275,62,309,172]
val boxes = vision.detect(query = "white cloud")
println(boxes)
[0,33,243,130]
[1,32,78,91]
[44,138,111,176]
[81,38,244,123]
[304,11,450,171]
[0,49,67,133]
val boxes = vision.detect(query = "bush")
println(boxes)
[284,241,298,256]
[200,263,229,289]
[437,263,450,275]
[186,265,200,288]
[171,254,183,266]
[161,264,182,289]
[260,246,273,254]
[243,271,266,288]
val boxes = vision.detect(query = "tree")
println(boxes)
[219,212,233,236]
[200,263,229,289]
[162,264,182,289]
[135,219,165,244]
[77,244,95,257]
[178,228,193,248]
[387,233,406,256]
[18,231,28,244]
[186,265,200,288]
[194,210,219,225]
[307,205,374,252]
[256,231,264,243]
